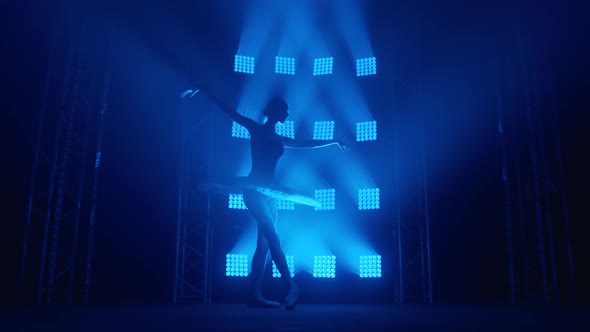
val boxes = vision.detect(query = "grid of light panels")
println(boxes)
[313,255,336,278]
[275,56,296,75]
[234,55,255,74]
[226,254,249,277]
[277,199,295,210]
[358,188,380,210]
[356,57,377,76]
[232,122,250,139]
[359,255,382,278]
[314,189,335,211]
[272,255,295,278]
[313,121,335,140]
[356,121,377,142]
[275,121,295,139]
[228,194,247,210]
[313,57,334,75]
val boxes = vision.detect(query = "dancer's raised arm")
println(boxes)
[282,137,349,151]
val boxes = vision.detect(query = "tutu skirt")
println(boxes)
[197,176,320,208]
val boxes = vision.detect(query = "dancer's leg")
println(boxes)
[250,230,270,298]
[244,192,299,309]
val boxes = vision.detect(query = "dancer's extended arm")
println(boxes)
[283,138,349,151]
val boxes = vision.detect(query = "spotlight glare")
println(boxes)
[313,121,335,140]
[275,121,295,139]
[234,55,255,74]
[226,254,249,277]
[356,121,377,142]
[358,188,380,210]
[356,57,377,76]
[275,56,296,75]
[313,57,334,75]
[232,122,250,139]
[314,189,335,211]
[272,256,295,278]
[228,194,247,210]
[359,255,382,278]
[277,199,295,210]
[313,255,336,278]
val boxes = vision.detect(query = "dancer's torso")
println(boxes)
[248,125,284,182]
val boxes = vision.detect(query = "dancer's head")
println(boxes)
[263,98,289,124]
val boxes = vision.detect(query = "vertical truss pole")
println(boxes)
[521,35,549,304]
[547,66,576,301]
[83,26,113,304]
[394,140,403,304]
[419,103,433,304]
[496,55,517,303]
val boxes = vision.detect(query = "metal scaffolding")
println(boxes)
[17,3,113,304]
[173,98,215,304]
[496,31,576,304]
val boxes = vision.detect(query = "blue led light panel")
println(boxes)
[360,255,382,278]
[358,188,380,210]
[232,121,250,139]
[234,55,255,74]
[313,255,336,278]
[313,121,335,140]
[275,120,295,138]
[314,189,335,211]
[313,57,334,75]
[226,254,249,277]
[277,199,295,210]
[272,255,295,278]
[356,121,377,142]
[228,194,247,209]
[356,57,377,76]
[275,56,296,75]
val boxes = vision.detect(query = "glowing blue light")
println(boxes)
[359,255,382,278]
[275,121,295,138]
[313,57,334,75]
[228,194,247,210]
[277,200,295,210]
[358,188,380,210]
[234,55,255,74]
[314,189,335,211]
[275,56,295,75]
[313,255,336,278]
[226,254,249,277]
[356,121,377,142]
[232,122,250,139]
[356,57,377,76]
[272,255,295,278]
[94,151,102,168]
[313,121,335,140]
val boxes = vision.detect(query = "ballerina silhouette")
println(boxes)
[189,87,348,310]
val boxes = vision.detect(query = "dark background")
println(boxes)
[1,0,588,305]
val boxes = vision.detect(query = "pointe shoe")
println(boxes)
[284,283,299,310]
[247,297,281,309]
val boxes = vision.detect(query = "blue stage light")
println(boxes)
[275,120,295,139]
[226,254,249,277]
[277,199,295,210]
[358,188,380,210]
[313,57,334,75]
[313,255,336,278]
[356,57,377,76]
[228,194,247,210]
[313,121,335,140]
[234,55,255,74]
[356,121,377,142]
[272,255,295,278]
[359,255,382,278]
[275,56,296,75]
[314,189,335,211]
[232,122,250,139]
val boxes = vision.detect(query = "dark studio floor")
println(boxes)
[1,303,588,331]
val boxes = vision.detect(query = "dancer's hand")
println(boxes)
[335,140,350,151]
